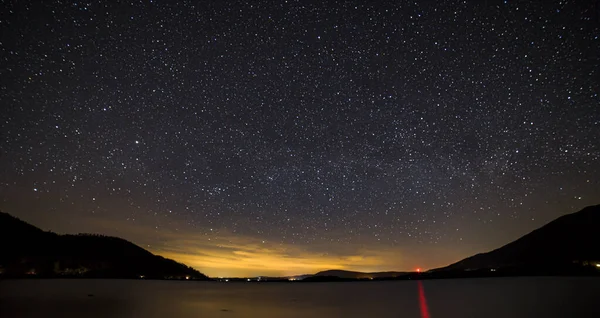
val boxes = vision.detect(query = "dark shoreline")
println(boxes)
[3,266,599,283]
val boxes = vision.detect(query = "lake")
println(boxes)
[1,277,598,317]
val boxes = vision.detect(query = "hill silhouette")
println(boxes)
[436,204,600,272]
[0,212,208,279]
[3,205,599,281]
[307,205,600,281]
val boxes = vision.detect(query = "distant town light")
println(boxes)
[596,263,600,268]
[185,276,190,280]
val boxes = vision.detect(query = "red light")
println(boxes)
[418,281,430,318]
[416,268,421,273]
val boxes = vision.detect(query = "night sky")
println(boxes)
[1,0,599,277]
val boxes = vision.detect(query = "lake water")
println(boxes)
[1,277,598,317]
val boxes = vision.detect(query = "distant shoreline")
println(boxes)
[3,269,600,283]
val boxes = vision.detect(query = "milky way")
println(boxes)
[1,1,598,276]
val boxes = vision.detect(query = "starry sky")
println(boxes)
[1,0,599,277]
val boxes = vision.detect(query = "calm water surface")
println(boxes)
[1,277,598,317]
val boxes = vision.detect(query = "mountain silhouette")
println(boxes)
[437,204,600,271]
[3,204,599,281]
[309,205,600,280]
[0,212,208,279]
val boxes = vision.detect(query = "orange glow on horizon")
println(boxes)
[85,216,466,277]
[157,238,391,277]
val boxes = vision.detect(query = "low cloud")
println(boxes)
[154,230,396,277]
[79,215,454,277]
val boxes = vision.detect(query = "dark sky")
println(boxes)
[1,0,599,277]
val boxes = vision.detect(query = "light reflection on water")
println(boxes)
[418,281,430,318]
[1,277,599,318]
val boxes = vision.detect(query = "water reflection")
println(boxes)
[418,281,430,318]
[2,278,600,318]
